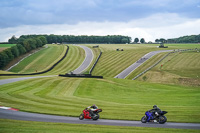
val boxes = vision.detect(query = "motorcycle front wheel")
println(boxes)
[79,114,84,120]
[158,116,167,124]
[141,116,147,123]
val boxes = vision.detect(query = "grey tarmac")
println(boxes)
[72,45,94,74]
[0,76,55,85]
[0,109,199,130]
[114,50,173,79]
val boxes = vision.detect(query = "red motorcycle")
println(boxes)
[79,108,102,120]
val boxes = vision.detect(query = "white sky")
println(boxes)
[0,0,200,42]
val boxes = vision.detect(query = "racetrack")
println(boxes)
[114,50,173,79]
[0,109,199,130]
[0,76,56,85]
[72,45,94,74]
[0,47,199,130]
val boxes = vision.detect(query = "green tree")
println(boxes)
[27,38,37,49]
[36,38,43,47]
[134,38,139,43]
[0,51,9,69]
[160,38,166,43]
[8,35,18,44]
[16,44,26,55]
[10,46,20,57]
[23,40,31,52]
[39,36,47,46]
[17,37,26,45]
[140,38,145,43]
[121,38,128,44]
[4,49,14,62]
[155,39,159,43]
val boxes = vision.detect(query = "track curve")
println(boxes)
[72,45,94,74]
[0,109,199,129]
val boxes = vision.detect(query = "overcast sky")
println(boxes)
[0,0,200,42]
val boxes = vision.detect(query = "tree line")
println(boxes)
[0,36,47,69]
[155,34,200,43]
[133,38,145,43]
[8,34,132,44]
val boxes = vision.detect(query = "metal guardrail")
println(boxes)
[132,48,200,80]
[89,51,102,74]
[59,74,103,79]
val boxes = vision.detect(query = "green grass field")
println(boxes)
[0,44,16,47]
[0,43,200,132]
[0,76,199,123]
[0,119,198,133]
[8,44,86,75]
[0,44,16,52]
[91,44,163,77]
[43,45,86,75]
[90,44,200,78]
[9,44,67,74]
[135,51,200,86]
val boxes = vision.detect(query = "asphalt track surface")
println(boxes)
[0,76,55,85]
[114,50,173,79]
[72,45,94,74]
[0,109,200,129]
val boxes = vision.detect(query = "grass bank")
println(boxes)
[136,51,200,86]
[0,119,198,133]
[0,76,199,123]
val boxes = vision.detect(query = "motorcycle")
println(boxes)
[141,110,167,124]
[79,108,102,120]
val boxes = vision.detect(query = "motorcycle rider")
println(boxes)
[147,105,162,122]
[87,104,98,117]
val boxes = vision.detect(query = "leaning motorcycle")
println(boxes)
[141,110,167,124]
[79,108,102,120]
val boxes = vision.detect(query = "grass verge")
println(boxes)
[0,119,199,133]
[0,76,199,123]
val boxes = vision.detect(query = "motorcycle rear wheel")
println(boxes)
[79,114,84,120]
[158,116,167,124]
[92,114,100,120]
[141,116,147,123]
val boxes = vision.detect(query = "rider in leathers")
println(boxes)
[147,105,161,122]
[87,104,98,116]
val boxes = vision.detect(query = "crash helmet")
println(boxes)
[153,105,157,109]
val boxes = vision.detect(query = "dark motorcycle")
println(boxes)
[79,108,102,120]
[141,110,168,124]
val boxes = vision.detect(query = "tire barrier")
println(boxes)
[59,74,103,79]
[0,45,69,76]
[132,48,200,80]
[89,51,102,74]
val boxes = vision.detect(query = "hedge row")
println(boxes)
[0,36,47,69]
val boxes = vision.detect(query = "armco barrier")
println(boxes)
[89,51,102,74]
[59,74,103,79]
[132,48,200,80]
[0,45,69,76]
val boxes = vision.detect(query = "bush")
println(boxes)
[0,52,9,69]
[10,46,19,57]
